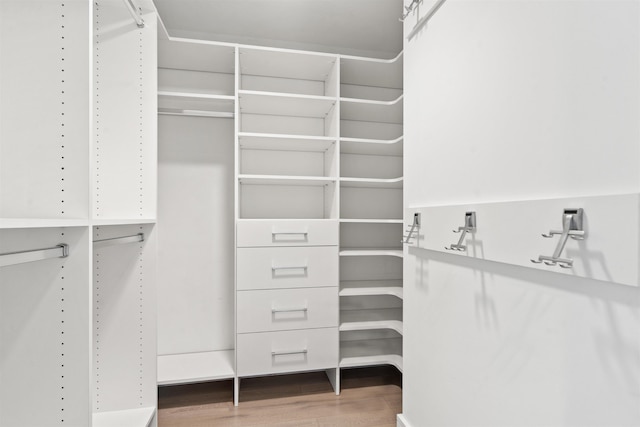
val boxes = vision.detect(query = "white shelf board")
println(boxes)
[340,52,403,89]
[0,218,89,229]
[93,407,156,427]
[240,46,337,81]
[340,95,403,124]
[91,218,157,226]
[239,90,337,118]
[340,338,403,372]
[239,174,337,186]
[340,177,403,189]
[158,350,235,385]
[340,280,403,299]
[238,132,336,152]
[339,248,403,258]
[158,91,235,114]
[339,219,403,224]
[340,136,403,156]
[340,308,403,335]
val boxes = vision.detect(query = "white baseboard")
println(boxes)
[397,414,412,427]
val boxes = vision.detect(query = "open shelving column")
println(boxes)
[338,52,405,376]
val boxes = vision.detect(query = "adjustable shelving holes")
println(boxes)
[531,208,585,268]
[445,211,476,251]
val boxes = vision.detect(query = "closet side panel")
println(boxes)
[92,0,157,220]
[403,2,640,426]
[157,116,235,355]
[0,0,89,219]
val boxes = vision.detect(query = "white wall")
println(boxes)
[402,1,640,426]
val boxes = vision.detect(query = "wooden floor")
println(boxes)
[158,367,402,427]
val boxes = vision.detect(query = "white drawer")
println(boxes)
[237,287,338,333]
[237,220,338,247]
[237,246,338,290]
[236,328,338,377]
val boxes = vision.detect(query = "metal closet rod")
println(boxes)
[93,233,144,249]
[123,0,145,28]
[0,244,69,268]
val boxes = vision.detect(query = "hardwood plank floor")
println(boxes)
[158,367,402,427]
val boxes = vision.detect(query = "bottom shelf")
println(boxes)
[158,350,235,386]
[93,407,156,427]
[340,338,403,372]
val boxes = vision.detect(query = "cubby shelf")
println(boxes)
[340,338,403,372]
[238,132,336,152]
[239,47,337,81]
[341,136,403,156]
[340,95,403,124]
[158,91,235,115]
[340,308,403,335]
[239,174,337,186]
[93,407,156,427]
[0,218,89,229]
[239,90,337,118]
[340,177,403,189]
[91,218,157,226]
[157,350,235,386]
[340,52,403,89]
[339,248,403,258]
[340,280,403,299]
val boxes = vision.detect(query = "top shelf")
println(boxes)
[158,39,235,74]
[340,52,403,89]
[239,46,338,82]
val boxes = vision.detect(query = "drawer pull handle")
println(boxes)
[272,349,308,357]
[272,307,308,314]
[272,231,309,236]
[272,265,308,272]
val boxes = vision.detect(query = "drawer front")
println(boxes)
[237,246,338,290]
[237,220,338,247]
[237,287,338,333]
[236,328,338,377]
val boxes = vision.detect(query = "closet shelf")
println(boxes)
[93,407,156,427]
[158,91,235,115]
[239,90,337,118]
[340,338,403,372]
[340,95,403,124]
[340,280,403,299]
[158,350,235,386]
[340,52,403,89]
[0,218,89,229]
[340,177,403,189]
[239,174,337,186]
[239,46,337,81]
[340,308,403,334]
[341,136,403,156]
[91,218,157,226]
[238,132,336,152]
[339,219,403,224]
[339,248,403,258]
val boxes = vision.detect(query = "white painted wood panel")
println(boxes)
[237,246,338,290]
[237,219,338,247]
[236,328,338,377]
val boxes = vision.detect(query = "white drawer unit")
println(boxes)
[237,287,338,333]
[236,328,338,377]
[237,220,338,247]
[236,246,338,290]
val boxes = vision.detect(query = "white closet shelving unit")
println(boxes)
[156,38,237,388]
[338,53,404,373]
[1,1,158,426]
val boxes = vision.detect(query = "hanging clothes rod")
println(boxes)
[93,233,144,249]
[123,0,145,28]
[0,244,69,268]
[407,0,448,40]
[158,108,235,119]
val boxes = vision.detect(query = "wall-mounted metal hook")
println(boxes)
[531,208,585,268]
[402,213,421,244]
[445,211,476,251]
[399,0,423,21]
